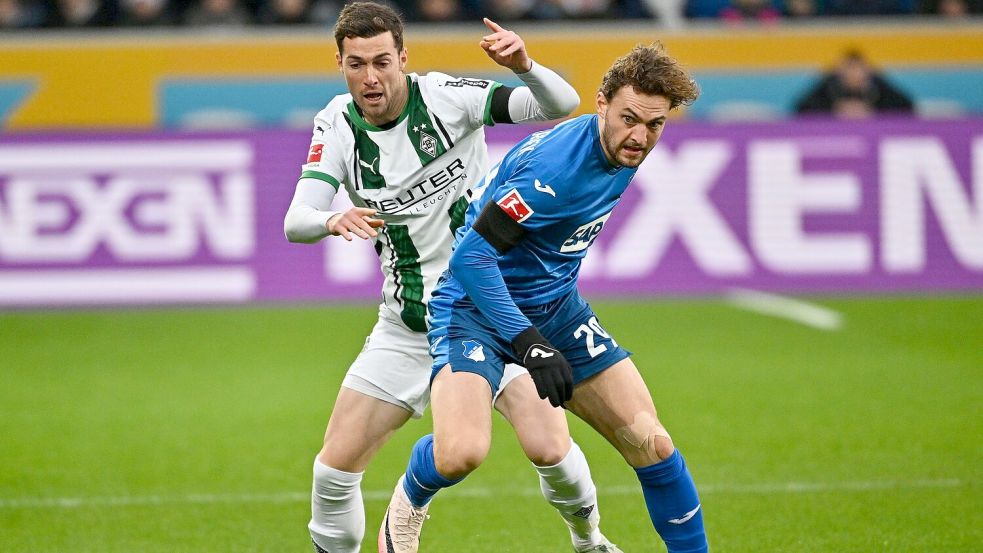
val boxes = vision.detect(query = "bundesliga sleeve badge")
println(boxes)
[497,188,534,223]
[307,143,324,163]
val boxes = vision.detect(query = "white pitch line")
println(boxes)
[725,288,844,331]
[0,478,963,509]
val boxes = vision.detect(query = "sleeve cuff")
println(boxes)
[482,81,505,127]
[300,170,341,191]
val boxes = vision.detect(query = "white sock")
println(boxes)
[535,440,605,551]
[309,458,364,553]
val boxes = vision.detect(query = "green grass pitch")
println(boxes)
[1,296,980,552]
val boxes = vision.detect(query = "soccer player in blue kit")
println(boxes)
[378,43,708,552]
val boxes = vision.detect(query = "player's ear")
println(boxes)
[336,51,343,71]
[596,91,608,117]
[399,48,408,70]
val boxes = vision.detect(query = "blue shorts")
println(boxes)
[427,278,631,395]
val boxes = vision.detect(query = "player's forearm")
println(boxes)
[284,204,338,243]
[449,231,532,342]
[510,61,580,122]
[283,178,339,243]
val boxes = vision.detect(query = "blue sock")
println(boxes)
[634,450,708,553]
[402,434,462,508]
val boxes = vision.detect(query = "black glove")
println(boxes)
[511,326,573,407]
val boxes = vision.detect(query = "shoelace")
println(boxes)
[392,506,430,547]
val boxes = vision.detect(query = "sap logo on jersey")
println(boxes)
[561,212,611,253]
[497,189,533,223]
[462,340,486,362]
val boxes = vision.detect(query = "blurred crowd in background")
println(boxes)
[0,0,980,30]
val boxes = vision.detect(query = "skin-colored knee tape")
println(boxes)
[615,411,672,459]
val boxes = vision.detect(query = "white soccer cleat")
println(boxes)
[378,475,430,553]
[568,504,621,553]
[578,541,624,553]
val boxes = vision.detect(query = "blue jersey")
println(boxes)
[437,114,636,342]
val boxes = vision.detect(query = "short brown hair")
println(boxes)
[600,43,700,110]
[334,2,404,53]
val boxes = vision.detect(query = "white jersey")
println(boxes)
[301,72,503,332]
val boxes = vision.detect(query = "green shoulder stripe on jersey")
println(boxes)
[406,78,448,166]
[447,196,468,236]
[299,170,341,191]
[385,224,427,332]
[345,75,413,132]
[483,81,504,127]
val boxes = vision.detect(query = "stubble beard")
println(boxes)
[602,113,646,168]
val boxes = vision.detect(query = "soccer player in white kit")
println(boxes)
[283,3,620,552]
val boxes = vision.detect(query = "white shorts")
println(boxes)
[342,305,527,418]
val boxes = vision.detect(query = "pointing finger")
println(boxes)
[483,17,504,33]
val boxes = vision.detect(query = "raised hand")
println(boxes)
[326,207,384,241]
[479,17,532,74]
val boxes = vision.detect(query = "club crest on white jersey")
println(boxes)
[420,131,438,158]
